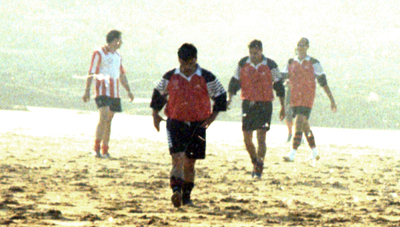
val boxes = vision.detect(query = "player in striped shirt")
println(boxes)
[150,43,227,208]
[282,38,337,166]
[82,30,134,158]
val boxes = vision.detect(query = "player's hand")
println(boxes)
[153,113,165,132]
[82,91,90,103]
[201,111,218,128]
[127,91,134,102]
[331,101,337,113]
[279,107,286,121]
[226,99,232,109]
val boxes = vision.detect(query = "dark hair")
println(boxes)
[248,39,262,49]
[106,30,122,44]
[178,43,197,61]
[299,37,310,46]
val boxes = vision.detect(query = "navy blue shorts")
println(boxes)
[95,96,122,112]
[292,106,312,119]
[166,119,206,160]
[242,100,272,131]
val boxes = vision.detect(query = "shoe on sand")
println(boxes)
[283,156,294,162]
[283,150,296,162]
[171,191,182,208]
[286,134,292,143]
[254,162,263,178]
[102,153,111,159]
[308,153,320,167]
[93,151,102,158]
[308,158,316,167]
[183,199,194,207]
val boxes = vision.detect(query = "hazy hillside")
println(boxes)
[1,0,399,129]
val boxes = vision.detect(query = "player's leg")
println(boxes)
[170,152,184,207]
[94,106,109,157]
[101,98,122,158]
[101,110,115,157]
[253,101,271,177]
[293,114,307,148]
[256,129,267,161]
[171,153,185,179]
[285,87,293,142]
[285,104,294,142]
[182,121,205,206]
[241,100,257,165]
[286,119,293,142]
[284,109,306,162]
[94,96,111,157]
[182,157,196,206]
[255,129,267,177]
[167,119,186,208]
[243,130,257,165]
[303,120,319,166]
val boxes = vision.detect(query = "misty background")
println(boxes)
[1,0,399,129]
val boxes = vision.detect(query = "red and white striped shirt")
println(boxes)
[88,46,126,98]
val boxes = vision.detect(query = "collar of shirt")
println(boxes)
[174,64,202,81]
[102,45,116,54]
[246,55,267,69]
[294,55,311,64]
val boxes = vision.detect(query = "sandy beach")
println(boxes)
[0,107,399,226]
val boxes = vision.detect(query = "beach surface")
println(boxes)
[0,107,399,226]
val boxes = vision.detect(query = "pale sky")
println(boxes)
[2,0,400,86]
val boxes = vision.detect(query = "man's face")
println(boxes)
[249,47,263,64]
[297,39,309,55]
[179,58,197,77]
[109,38,122,50]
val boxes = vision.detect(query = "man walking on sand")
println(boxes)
[282,37,337,166]
[82,30,134,158]
[150,43,227,208]
[227,40,285,178]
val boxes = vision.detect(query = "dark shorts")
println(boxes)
[95,96,122,112]
[292,106,312,119]
[242,100,272,131]
[166,119,206,160]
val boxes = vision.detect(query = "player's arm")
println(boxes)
[270,60,286,120]
[82,74,94,102]
[150,73,171,131]
[273,79,286,120]
[119,74,134,102]
[83,51,101,102]
[203,72,227,128]
[312,58,337,112]
[202,95,226,129]
[317,74,337,112]
[227,64,242,107]
[150,89,167,132]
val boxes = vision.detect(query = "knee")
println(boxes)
[258,141,266,147]
[106,114,114,123]
[184,158,196,170]
[184,165,195,173]
[243,136,253,145]
[172,153,184,166]
[244,140,254,149]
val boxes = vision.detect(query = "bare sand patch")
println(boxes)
[0,107,399,226]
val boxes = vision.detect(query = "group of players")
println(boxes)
[82,30,337,208]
